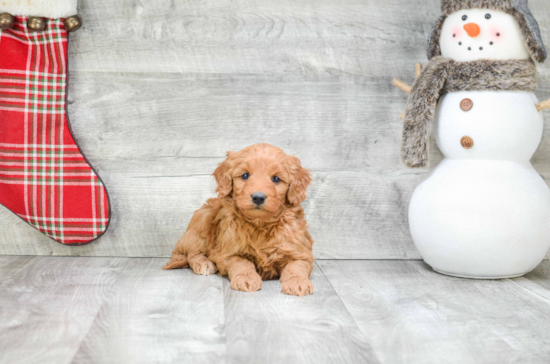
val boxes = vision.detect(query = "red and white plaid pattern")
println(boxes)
[0,17,110,244]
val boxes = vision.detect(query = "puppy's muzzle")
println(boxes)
[252,192,266,206]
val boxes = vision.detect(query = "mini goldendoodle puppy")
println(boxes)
[163,143,314,296]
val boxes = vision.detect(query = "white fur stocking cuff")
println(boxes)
[0,0,78,19]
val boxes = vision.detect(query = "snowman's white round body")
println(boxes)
[408,9,550,278]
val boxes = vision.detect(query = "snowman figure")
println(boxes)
[394,0,550,278]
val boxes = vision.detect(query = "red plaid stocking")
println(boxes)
[0,15,111,245]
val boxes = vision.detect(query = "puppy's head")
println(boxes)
[213,144,311,220]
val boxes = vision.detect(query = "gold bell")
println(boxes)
[0,13,15,30]
[27,17,46,32]
[64,15,82,32]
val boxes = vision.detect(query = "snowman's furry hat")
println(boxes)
[427,0,547,63]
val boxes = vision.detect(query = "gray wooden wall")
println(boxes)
[1,0,549,258]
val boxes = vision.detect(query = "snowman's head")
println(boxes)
[440,9,529,62]
[427,0,547,63]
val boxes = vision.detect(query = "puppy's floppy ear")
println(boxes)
[213,151,235,198]
[287,156,312,205]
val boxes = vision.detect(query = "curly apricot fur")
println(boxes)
[164,144,314,296]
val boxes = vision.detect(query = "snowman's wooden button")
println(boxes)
[461,136,474,149]
[460,98,473,111]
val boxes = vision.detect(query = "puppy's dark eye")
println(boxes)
[485,14,491,19]
[242,173,250,180]
[462,15,467,21]
[272,176,281,183]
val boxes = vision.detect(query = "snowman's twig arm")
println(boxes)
[536,98,550,112]
[394,64,423,120]
[393,79,412,94]
[393,63,423,94]
[415,63,423,79]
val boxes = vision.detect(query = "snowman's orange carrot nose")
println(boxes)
[464,23,481,37]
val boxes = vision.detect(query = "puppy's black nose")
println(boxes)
[252,192,266,206]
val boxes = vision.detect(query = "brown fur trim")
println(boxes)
[510,8,547,63]
[401,57,536,168]
[441,0,513,15]
[402,57,450,168]
[427,15,446,61]
[445,58,537,92]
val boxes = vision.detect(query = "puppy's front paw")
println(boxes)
[281,276,314,296]
[231,272,262,292]
[189,257,218,276]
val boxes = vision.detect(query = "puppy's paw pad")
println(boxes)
[191,260,217,276]
[231,273,262,292]
[282,276,314,297]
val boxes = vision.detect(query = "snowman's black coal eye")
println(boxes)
[485,14,491,19]
[462,15,468,21]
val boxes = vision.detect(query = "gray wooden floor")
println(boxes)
[1,256,550,364]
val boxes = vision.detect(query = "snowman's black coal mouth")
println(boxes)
[458,42,494,51]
